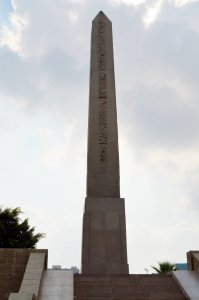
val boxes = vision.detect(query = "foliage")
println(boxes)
[0,207,45,248]
[152,261,177,274]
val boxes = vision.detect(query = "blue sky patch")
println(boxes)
[0,0,13,25]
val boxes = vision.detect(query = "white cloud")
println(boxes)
[40,145,68,168]
[143,0,164,27]
[110,0,199,29]
[110,0,199,7]
[144,148,199,180]
[109,0,146,5]
[172,0,199,6]
[67,11,79,23]
[68,0,86,3]
[40,120,78,168]
[0,0,88,58]
[0,11,29,54]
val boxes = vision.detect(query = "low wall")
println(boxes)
[0,249,48,300]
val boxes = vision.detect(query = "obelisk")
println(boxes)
[81,11,129,274]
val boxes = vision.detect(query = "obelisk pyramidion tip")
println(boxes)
[93,11,111,23]
[99,10,105,16]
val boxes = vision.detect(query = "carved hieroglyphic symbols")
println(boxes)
[98,20,107,161]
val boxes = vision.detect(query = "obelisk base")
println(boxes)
[81,197,129,274]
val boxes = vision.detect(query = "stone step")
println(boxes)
[74,274,186,299]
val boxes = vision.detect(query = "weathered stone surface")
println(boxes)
[82,11,128,274]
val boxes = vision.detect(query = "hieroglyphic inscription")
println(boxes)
[98,20,107,161]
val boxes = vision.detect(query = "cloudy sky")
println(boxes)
[1,0,199,273]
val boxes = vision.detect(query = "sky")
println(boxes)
[0,0,199,274]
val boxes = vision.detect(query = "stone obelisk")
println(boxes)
[81,11,129,274]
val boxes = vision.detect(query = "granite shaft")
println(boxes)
[87,11,120,198]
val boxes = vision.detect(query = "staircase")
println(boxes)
[74,274,187,300]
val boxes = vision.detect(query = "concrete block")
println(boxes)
[26,263,44,269]
[20,279,41,286]
[22,273,42,280]
[24,268,44,274]
[20,286,39,296]
[28,254,45,261]
[9,293,35,300]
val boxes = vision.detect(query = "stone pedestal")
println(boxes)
[82,197,129,274]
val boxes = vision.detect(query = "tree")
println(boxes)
[0,207,45,248]
[152,261,177,274]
